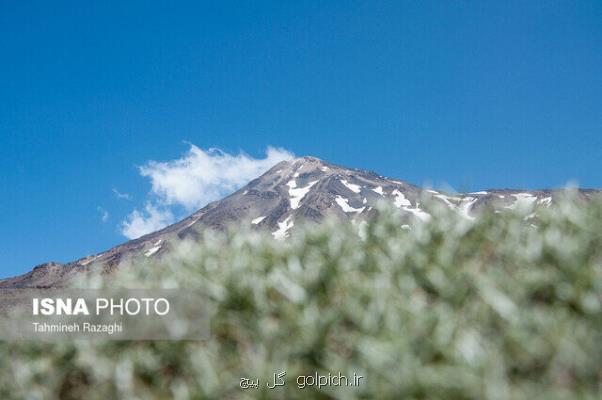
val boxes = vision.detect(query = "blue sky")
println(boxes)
[1,1,601,276]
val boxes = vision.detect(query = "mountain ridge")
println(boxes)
[1,156,599,288]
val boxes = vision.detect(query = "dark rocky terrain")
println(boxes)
[1,156,598,288]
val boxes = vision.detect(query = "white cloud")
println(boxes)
[112,188,132,201]
[139,145,294,210]
[119,145,294,239]
[97,207,109,223]
[121,203,174,239]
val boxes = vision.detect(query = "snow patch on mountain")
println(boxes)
[144,240,163,257]
[340,179,361,193]
[80,253,103,266]
[335,196,365,213]
[506,193,537,210]
[434,194,458,208]
[186,216,200,228]
[391,189,411,207]
[272,216,294,240]
[287,180,318,209]
[538,197,552,207]
[389,190,431,221]
[459,197,478,220]
[372,186,385,195]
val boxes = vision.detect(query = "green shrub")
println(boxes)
[1,199,601,399]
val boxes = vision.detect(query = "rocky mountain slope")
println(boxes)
[1,156,598,288]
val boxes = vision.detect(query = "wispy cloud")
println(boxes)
[97,207,109,223]
[139,145,293,210]
[112,188,132,201]
[121,204,174,240]
[119,145,294,239]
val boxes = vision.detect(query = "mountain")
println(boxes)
[1,156,598,288]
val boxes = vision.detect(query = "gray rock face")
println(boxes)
[1,156,598,288]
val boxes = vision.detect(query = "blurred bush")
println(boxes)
[1,198,601,399]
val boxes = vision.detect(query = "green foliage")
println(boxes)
[1,199,601,399]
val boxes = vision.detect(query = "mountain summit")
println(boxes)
[1,156,598,288]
